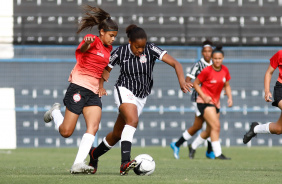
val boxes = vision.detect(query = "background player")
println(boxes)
[170,40,215,159]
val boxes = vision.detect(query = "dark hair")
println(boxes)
[77,5,118,34]
[212,45,224,56]
[126,24,147,42]
[202,39,213,48]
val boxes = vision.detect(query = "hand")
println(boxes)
[264,91,272,102]
[97,88,107,97]
[180,82,193,93]
[227,98,233,107]
[203,95,212,103]
[84,36,95,45]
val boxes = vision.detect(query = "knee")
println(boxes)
[59,128,73,138]
[212,123,221,133]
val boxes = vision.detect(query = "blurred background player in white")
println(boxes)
[243,50,282,144]
[188,46,233,160]
[43,5,118,174]
[88,24,192,175]
[170,40,216,159]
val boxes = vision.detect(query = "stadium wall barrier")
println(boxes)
[0,45,281,148]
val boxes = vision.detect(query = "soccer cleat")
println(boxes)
[215,154,231,160]
[188,144,196,159]
[43,103,61,123]
[70,162,95,174]
[243,122,259,144]
[120,160,137,176]
[88,147,98,174]
[170,142,180,159]
[206,151,215,159]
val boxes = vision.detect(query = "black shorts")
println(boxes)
[272,81,282,107]
[63,83,102,115]
[197,103,220,116]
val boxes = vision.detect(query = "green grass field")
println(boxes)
[0,146,282,184]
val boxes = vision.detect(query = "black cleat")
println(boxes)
[188,144,196,159]
[243,122,259,144]
[88,147,98,174]
[215,154,231,160]
[120,160,137,176]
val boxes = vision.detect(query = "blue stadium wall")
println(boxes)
[0,46,281,148]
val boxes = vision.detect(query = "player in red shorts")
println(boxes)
[43,5,118,174]
[188,46,233,160]
[244,50,282,144]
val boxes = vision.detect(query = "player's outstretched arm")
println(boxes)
[161,53,192,93]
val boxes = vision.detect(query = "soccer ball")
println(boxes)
[133,154,155,176]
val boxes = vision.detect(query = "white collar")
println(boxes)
[201,58,212,66]
[128,44,135,56]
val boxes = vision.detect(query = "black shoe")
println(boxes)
[243,122,259,144]
[88,147,99,174]
[215,154,231,160]
[188,144,196,159]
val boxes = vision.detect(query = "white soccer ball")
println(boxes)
[133,154,155,176]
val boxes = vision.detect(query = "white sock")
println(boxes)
[73,133,95,165]
[254,122,271,134]
[52,109,64,131]
[182,130,192,141]
[211,141,222,157]
[103,137,113,149]
[191,134,205,149]
[207,137,211,142]
[121,125,136,142]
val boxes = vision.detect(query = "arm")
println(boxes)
[80,36,95,53]
[193,78,211,103]
[161,53,193,93]
[224,81,233,107]
[98,66,113,97]
[264,64,275,102]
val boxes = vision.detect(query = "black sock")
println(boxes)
[175,136,185,147]
[92,141,110,159]
[207,140,213,153]
[121,141,132,163]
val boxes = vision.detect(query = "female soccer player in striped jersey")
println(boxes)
[170,40,216,159]
[243,50,282,144]
[188,46,232,160]
[43,5,118,174]
[88,24,192,175]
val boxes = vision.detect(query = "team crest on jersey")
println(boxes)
[140,54,147,63]
[73,93,81,103]
[223,77,226,83]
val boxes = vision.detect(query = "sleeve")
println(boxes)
[187,62,200,79]
[197,67,208,83]
[270,50,282,69]
[108,46,121,68]
[148,43,167,60]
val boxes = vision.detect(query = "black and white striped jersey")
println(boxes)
[109,42,167,98]
[187,58,212,102]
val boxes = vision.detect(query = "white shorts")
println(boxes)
[192,102,201,117]
[114,86,147,117]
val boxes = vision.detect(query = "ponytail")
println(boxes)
[77,5,118,34]
[126,24,147,42]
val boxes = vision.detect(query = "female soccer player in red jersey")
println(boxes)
[243,50,282,144]
[170,40,215,160]
[88,24,192,175]
[43,5,118,174]
[188,46,233,160]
